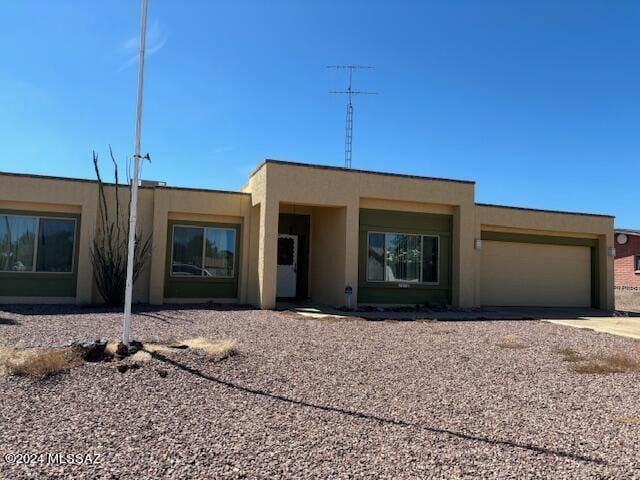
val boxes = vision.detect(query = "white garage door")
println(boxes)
[480,240,591,307]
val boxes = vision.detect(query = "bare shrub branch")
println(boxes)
[90,149,152,306]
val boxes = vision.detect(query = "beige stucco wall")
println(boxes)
[243,161,476,309]
[0,175,99,304]
[0,164,615,311]
[308,206,347,306]
[0,173,252,306]
[148,187,251,305]
[97,185,155,304]
[244,162,614,310]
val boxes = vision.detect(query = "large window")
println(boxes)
[171,225,236,278]
[0,214,76,273]
[367,232,439,284]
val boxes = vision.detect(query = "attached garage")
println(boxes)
[480,232,599,308]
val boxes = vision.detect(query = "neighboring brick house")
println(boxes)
[614,229,640,288]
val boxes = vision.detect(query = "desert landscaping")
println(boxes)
[1,305,640,479]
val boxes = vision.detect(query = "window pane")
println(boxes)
[422,236,439,283]
[171,226,204,276]
[367,233,385,281]
[0,215,36,272]
[636,256,640,271]
[277,237,295,266]
[36,218,75,272]
[205,228,236,277]
[386,234,421,282]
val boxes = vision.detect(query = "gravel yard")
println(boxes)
[1,306,640,479]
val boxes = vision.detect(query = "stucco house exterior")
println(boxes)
[0,160,615,309]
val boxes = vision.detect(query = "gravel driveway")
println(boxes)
[1,305,640,479]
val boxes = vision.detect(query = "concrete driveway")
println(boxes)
[280,303,640,340]
[547,317,640,340]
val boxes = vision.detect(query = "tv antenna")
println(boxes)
[328,65,377,169]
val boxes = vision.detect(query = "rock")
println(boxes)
[129,340,144,354]
[116,340,144,358]
[116,342,129,357]
[116,364,129,373]
[129,363,141,370]
[157,368,168,378]
[70,338,107,362]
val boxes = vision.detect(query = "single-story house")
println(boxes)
[0,160,615,309]
[614,229,640,289]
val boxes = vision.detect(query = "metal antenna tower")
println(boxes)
[328,65,377,169]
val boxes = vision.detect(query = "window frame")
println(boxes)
[169,224,237,279]
[0,213,77,274]
[366,230,440,285]
[635,255,640,273]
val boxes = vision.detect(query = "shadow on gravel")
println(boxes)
[150,351,409,427]
[135,312,193,324]
[151,351,605,466]
[0,317,19,326]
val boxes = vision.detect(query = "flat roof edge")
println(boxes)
[250,159,476,185]
[156,185,249,196]
[0,171,249,196]
[476,202,614,219]
[614,228,640,236]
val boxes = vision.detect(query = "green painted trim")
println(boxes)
[481,230,601,308]
[360,208,453,235]
[590,246,600,309]
[358,209,453,305]
[164,220,241,299]
[0,209,80,297]
[480,231,597,247]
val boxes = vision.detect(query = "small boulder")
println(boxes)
[157,368,168,378]
[128,341,144,355]
[115,340,144,358]
[70,338,107,362]
[116,364,129,373]
[116,342,129,357]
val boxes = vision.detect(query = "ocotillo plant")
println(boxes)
[90,148,151,306]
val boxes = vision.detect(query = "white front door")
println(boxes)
[277,234,298,298]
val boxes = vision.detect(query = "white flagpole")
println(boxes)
[122,0,149,347]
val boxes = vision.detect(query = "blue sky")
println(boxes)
[1,1,638,226]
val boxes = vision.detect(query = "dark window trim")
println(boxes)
[164,219,241,287]
[366,231,440,285]
[170,224,237,279]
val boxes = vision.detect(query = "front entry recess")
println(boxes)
[277,234,298,298]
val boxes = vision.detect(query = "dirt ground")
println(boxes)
[1,305,640,479]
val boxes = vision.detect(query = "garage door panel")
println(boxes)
[480,241,591,307]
